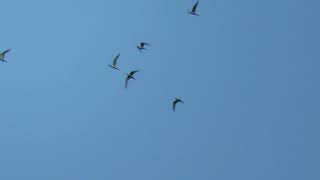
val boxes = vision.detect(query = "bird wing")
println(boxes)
[112,53,120,66]
[129,70,139,76]
[173,99,184,111]
[2,48,11,55]
[125,76,129,88]
[192,1,199,13]
[173,100,178,111]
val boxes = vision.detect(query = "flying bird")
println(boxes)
[188,1,199,16]
[173,98,184,111]
[109,53,120,70]
[125,70,139,88]
[0,48,11,62]
[136,42,150,52]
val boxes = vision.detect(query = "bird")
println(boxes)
[136,42,150,52]
[173,97,184,111]
[0,48,11,62]
[188,1,199,16]
[109,53,120,70]
[125,70,139,88]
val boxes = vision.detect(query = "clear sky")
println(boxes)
[0,0,319,179]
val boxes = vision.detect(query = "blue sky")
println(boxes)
[0,0,319,179]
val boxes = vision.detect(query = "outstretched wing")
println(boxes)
[2,48,11,56]
[173,100,178,111]
[141,42,150,47]
[129,70,139,76]
[112,53,120,66]
[125,76,129,88]
[192,1,199,13]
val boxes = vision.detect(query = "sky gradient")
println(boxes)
[0,0,319,179]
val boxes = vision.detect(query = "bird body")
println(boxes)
[0,48,11,62]
[173,98,184,111]
[189,11,199,16]
[109,64,119,70]
[109,53,120,70]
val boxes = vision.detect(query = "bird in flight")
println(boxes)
[188,1,199,16]
[0,49,11,62]
[136,42,150,52]
[125,70,139,88]
[109,53,120,70]
[173,97,184,111]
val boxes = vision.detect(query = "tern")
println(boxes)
[109,53,120,70]
[173,97,184,111]
[136,42,150,52]
[125,70,139,88]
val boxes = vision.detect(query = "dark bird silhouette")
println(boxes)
[125,70,139,88]
[0,49,11,62]
[136,42,150,52]
[188,1,199,16]
[109,53,120,70]
[173,98,184,111]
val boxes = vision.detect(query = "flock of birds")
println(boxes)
[0,1,201,112]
